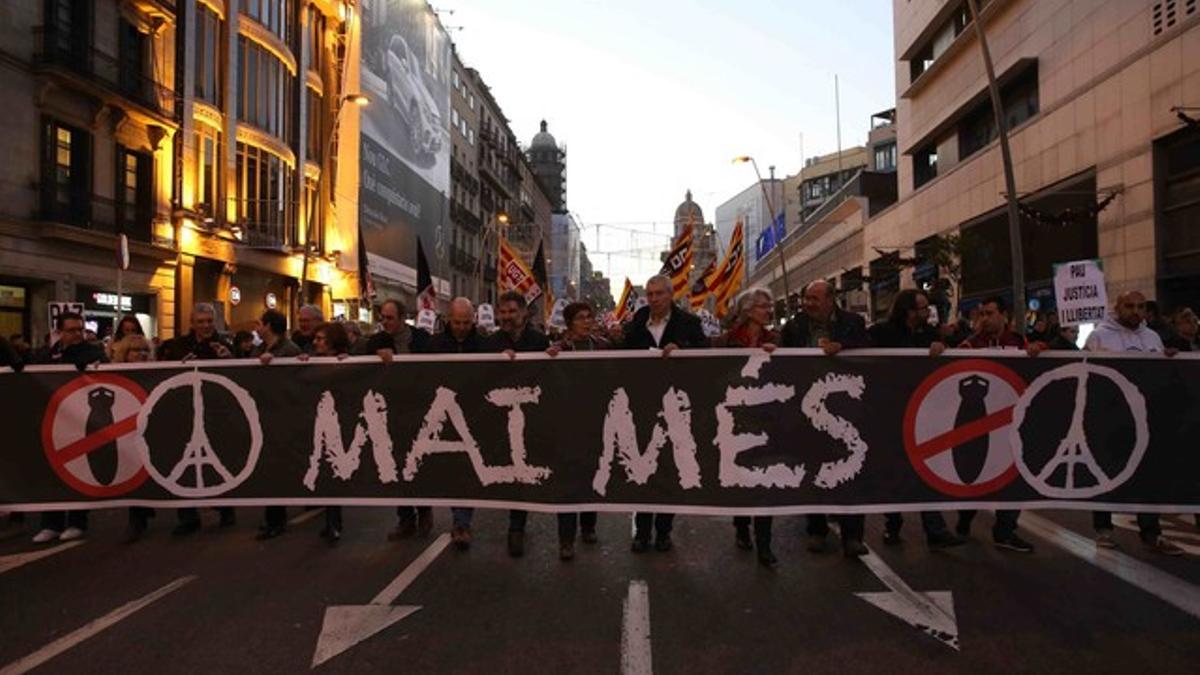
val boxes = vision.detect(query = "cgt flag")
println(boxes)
[711,219,746,318]
[690,259,717,311]
[416,237,437,313]
[531,241,553,321]
[498,237,543,305]
[613,277,638,322]
[660,213,695,300]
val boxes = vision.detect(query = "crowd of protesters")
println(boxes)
[2,274,1194,564]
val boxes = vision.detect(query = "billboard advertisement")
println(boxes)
[359,0,452,283]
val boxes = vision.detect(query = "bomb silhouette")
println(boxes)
[86,387,118,486]
[953,375,990,484]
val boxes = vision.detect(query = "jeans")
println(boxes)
[509,510,528,532]
[558,512,597,543]
[1093,511,1161,541]
[807,514,864,541]
[451,508,474,528]
[634,513,674,540]
[957,509,1020,539]
[41,511,88,532]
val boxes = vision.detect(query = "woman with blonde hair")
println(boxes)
[712,287,780,565]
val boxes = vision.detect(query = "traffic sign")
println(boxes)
[41,374,150,497]
[902,359,1026,497]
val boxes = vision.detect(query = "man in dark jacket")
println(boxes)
[622,275,707,553]
[868,290,965,550]
[253,308,304,539]
[485,291,551,557]
[158,303,237,535]
[30,311,107,543]
[0,334,24,371]
[782,280,871,557]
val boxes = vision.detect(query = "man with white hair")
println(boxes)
[621,274,707,553]
[293,304,323,353]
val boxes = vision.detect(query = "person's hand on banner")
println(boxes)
[1026,341,1045,358]
[1165,347,1179,357]
[336,353,348,361]
[503,349,517,360]
[761,343,777,353]
[212,342,231,359]
[662,343,679,357]
[297,353,311,362]
[546,345,561,357]
[377,348,394,363]
[819,338,842,356]
[929,341,946,357]
[259,353,274,365]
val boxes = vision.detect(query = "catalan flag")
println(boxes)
[498,237,543,304]
[659,213,695,300]
[689,259,717,311]
[613,277,638,323]
[711,219,746,319]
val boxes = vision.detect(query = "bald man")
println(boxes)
[1085,291,1183,555]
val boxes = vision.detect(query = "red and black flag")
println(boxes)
[416,237,437,312]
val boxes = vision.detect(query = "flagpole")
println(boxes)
[734,157,790,303]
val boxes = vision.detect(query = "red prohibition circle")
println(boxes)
[902,359,1027,498]
[41,373,150,497]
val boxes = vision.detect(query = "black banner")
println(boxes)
[3,350,1198,514]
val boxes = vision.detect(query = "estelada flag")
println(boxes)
[531,240,553,320]
[498,237,543,304]
[416,237,438,312]
[689,259,717,311]
[711,219,746,319]
[613,277,638,322]
[659,213,695,300]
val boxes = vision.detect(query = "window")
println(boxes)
[242,0,294,42]
[468,93,475,110]
[468,128,475,146]
[195,125,222,220]
[958,64,1040,160]
[41,118,91,226]
[195,4,222,104]
[117,18,148,102]
[908,0,988,82]
[236,142,296,246]
[307,4,325,72]
[237,37,296,141]
[306,89,322,162]
[116,147,152,240]
[874,143,897,172]
[914,144,938,189]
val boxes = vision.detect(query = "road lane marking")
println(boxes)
[622,580,653,675]
[0,575,196,675]
[1021,512,1200,619]
[0,541,84,576]
[288,508,327,526]
[1113,514,1200,556]
[857,549,959,651]
[312,533,451,668]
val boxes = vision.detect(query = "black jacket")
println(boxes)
[427,329,486,354]
[158,332,234,361]
[0,336,23,371]
[484,325,550,353]
[33,340,109,370]
[782,308,870,349]
[868,321,939,349]
[622,306,707,350]
[362,325,431,355]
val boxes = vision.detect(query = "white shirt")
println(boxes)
[647,313,669,347]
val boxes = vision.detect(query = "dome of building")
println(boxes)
[674,189,704,233]
[530,120,558,150]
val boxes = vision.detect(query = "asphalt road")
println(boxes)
[1,507,1197,674]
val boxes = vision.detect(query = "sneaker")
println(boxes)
[882,530,902,546]
[927,531,967,550]
[32,528,60,543]
[735,527,753,551]
[387,519,416,541]
[59,526,85,541]
[806,533,827,553]
[654,535,673,552]
[1095,530,1119,549]
[994,533,1035,553]
[559,542,575,561]
[1144,537,1184,556]
[630,537,650,553]
[842,538,868,558]
[507,530,525,558]
[580,528,598,544]
[417,509,434,538]
[450,525,472,550]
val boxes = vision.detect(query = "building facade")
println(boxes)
[714,178,783,276]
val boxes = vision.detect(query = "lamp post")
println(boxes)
[733,155,790,303]
[299,92,369,315]
[966,0,1025,334]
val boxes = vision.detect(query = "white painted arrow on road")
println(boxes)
[855,549,959,651]
[311,533,451,668]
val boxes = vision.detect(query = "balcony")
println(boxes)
[33,27,177,123]
[234,198,298,249]
[39,188,155,245]
[449,243,478,273]
[451,199,482,233]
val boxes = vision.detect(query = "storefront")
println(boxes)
[76,286,158,339]
[0,283,29,340]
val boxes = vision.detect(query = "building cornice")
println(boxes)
[238,17,298,75]
[236,124,297,167]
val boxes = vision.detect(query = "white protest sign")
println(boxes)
[549,299,569,330]
[634,296,648,312]
[48,302,85,332]
[697,309,722,338]
[476,303,495,330]
[416,309,437,332]
[1054,259,1107,327]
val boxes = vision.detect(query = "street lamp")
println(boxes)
[733,155,790,304]
[474,211,510,303]
[299,92,370,314]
